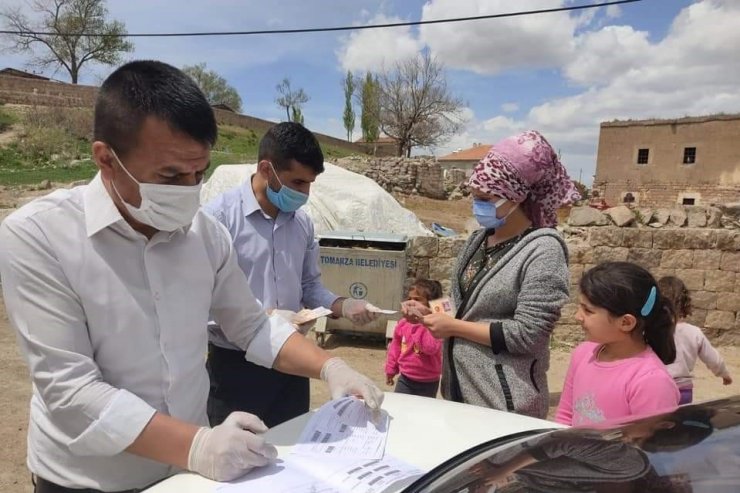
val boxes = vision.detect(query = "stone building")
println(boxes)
[593,114,740,207]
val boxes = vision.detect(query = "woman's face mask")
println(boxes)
[109,148,202,232]
[473,197,516,230]
[265,162,309,212]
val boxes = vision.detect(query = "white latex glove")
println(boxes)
[187,412,278,482]
[341,298,379,326]
[320,357,384,411]
[273,310,315,335]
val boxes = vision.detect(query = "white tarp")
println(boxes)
[201,163,432,237]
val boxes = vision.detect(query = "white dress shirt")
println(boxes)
[0,173,295,491]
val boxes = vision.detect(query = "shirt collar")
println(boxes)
[241,174,295,223]
[83,172,127,237]
[240,174,263,218]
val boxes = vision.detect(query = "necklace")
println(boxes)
[485,226,535,254]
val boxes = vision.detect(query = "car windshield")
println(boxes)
[406,396,740,493]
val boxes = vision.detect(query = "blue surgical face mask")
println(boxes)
[265,162,309,212]
[473,197,513,230]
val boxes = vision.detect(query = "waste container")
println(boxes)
[313,231,408,347]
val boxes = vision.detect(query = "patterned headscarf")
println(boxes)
[468,130,581,228]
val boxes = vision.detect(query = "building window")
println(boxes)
[682,198,695,205]
[623,192,636,204]
[683,147,696,164]
[636,148,649,165]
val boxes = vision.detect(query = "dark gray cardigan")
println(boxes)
[442,227,570,418]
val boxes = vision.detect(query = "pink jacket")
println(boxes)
[385,319,442,383]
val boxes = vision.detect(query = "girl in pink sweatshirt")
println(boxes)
[658,276,733,404]
[556,262,679,426]
[386,279,443,398]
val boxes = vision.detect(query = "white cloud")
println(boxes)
[564,25,651,86]
[419,0,578,74]
[336,14,423,73]
[437,0,740,184]
[501,102,519,113]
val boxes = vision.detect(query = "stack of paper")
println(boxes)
[217,398,424,493]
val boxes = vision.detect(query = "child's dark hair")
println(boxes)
[657,276,692,319]
[411,279,443,301]
[580,262,676,364]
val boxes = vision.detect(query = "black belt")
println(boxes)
[34,476,143,493]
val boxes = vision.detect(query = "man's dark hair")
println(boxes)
[94,60,217,157]
[258,122,324,173]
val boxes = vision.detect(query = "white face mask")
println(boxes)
[109,148,202,232]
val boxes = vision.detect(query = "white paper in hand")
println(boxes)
[366,306,398,315]
[292,307,333,325]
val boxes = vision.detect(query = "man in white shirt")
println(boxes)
[0,60,383,493]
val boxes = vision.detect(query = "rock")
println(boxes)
[651,208,670,226]
[687,208,708,228]
[717,202,740,223]
[448,188,464,200]
[37,179,52,190]
[635,207,654,225]
[669,208,687,227]
[604,206,635,227]
[707,207,723,228]
[568,206,609,227]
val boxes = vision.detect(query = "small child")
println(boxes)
[658,276,733,404]
[385,279,444,398]
[556,262,680,426]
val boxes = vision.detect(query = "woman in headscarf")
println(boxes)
[403,130,580,418]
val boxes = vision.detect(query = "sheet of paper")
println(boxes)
[216,455,424,493]
[367,305,398,315]
[291,397,389,460]
[292,307,333,325]
[367,306,398,315]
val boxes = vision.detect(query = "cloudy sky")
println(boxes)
[2,0,739,184]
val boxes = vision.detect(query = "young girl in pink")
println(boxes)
[386,279,443,398]
[658,276,733,404]
[556,262,679,426]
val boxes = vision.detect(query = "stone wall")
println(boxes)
[359,157,447,199]
[0,75,367,155]
[0,75,97,107]
[406,228,740,345]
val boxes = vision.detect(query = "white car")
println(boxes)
[145,393,740,492]
[144,392,562,493]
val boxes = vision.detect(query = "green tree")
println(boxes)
[291,106,304,125]
[341,71,355,141]
[359,72,380,147]
[275,77,309,122]
[1,0,133,84]
[182,63,243,113]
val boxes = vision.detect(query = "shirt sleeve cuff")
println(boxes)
[68,389,157,457]
[244,314,296,368]
[490,322,507,354]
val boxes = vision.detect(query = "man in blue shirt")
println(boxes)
[204,122,379,426]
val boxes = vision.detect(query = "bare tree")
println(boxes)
[377,53,466,157]
[275,77,309,122]
[1,0,133,84]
